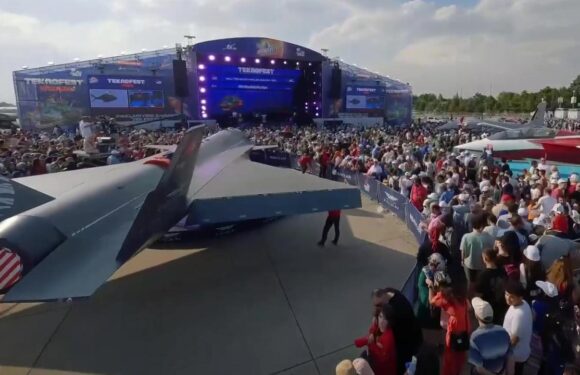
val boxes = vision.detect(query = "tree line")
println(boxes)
[413,75,580,114]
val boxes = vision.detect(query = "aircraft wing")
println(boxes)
[3,127,205,302]
[2,194,146,302]
[185,157,361,225]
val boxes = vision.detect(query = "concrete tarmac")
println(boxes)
[0,197,417,375]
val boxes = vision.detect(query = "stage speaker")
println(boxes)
[173,59,189,97]
[329,65,342,99]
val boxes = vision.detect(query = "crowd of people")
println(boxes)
[248,122,579,375]
[0,121,188,178]
[546,119,580,132]
[2,117,579,374]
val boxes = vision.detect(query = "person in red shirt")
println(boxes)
[429,279,470,375]
[298,153,312,174]
[355,303,398,375]
[410,177,428,212]
[317,210,340,246]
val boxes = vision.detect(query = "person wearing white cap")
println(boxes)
[519,246,544,299]
[468,297,512,375]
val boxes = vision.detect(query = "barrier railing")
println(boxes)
[281,152,424,304]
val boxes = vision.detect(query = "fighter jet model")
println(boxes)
[0,126,360,303]
[455,102,580,166]
[437,102,547,133]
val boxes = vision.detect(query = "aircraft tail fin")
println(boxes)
[529,102,546,127]
[116,125,205,263]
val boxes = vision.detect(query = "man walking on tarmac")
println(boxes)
[317,210,341,246]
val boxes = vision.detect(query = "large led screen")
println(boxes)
[345,86,386,110]
[202,65,302,115]
[88,75,165,114]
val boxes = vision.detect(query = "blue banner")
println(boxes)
[406,204,427,244]
[358,174,379,200]
[263,149,291,167]
[336,168,358,186]
[378,185,407,221]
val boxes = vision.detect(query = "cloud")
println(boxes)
[0,0,579,103]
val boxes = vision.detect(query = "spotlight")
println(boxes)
[198,64,205,69]
[312,71,316,75]
[240,57,246,63]
[308,62,312,66]
[201,105,207,110]
[270,59,275,65]
[200,87,206,93]
[208,55,216,61]
[224,56,231,62]
[315,112,319,116]
[202,113,208,118]
[47,61,54,65]
[200,99,207,104]
[255,58,261,63]
[199,76,206,82]
[296,62,300,66]
[283,61,287,65]
[312,101,316,105]
[316,107,319,110]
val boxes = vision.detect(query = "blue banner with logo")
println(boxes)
[336,168,358,186]
[406,204,427,244]
[264,149,291,167]
[378,185,407,221]
[358,173,379,200]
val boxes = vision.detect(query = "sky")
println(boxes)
[1,0,579,103]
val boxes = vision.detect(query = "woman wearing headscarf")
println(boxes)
[416,220,451,268]
[417,253,446,328]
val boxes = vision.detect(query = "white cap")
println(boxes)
[518,207,528,217]
[558,178,566,184]
[550,178,558,184]
[411,174,418,180]
[458,193,470,202]
[481,185,490,192]
[535,281,558,298]
[439,201,449,208]
[471,297,493,323]
[427,193,439,200]
[405,171,411,177]
[482,166,489,171]
[570,173,578,183]
[445,178,454,185]
[523,245,541,262]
